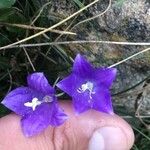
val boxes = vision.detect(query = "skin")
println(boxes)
[0,101,134,150]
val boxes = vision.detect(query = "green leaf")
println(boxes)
[0,8,26,23]
[0,0,16,9]
[0,8,14,21]
[73,0,85,8]
[0,8,26,35]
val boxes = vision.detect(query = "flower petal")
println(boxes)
[72,92,91,114]
[56,74,83,96]
[27,72,54,95]
[57,54,116,115]
[73,54,94,78]
[94,68,117,87]
[50,103,68,126]
[92,87,114,114]
[1,87,39,116]
[21,102,67,137]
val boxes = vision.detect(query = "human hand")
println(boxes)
[0,101,134,150]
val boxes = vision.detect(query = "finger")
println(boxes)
[0,101,134,150]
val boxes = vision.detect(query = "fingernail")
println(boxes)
[88,126,128,150]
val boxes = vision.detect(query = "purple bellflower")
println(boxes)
[1,73,67,137]
[57,54,117,114]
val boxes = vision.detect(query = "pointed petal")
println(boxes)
[21,102,67,137]
[27,72,54,95]
[21,103,51,137]
[50,103,68,126]
[73,54,94,78]
[94,68,117,87]
[1,87,39,116]
[92,88,114,114]
[56,74,83,96]
[72,92,91,114]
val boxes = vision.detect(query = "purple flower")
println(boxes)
[57,54,117,114]
[1,73,67,137]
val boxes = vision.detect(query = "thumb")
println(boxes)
[0,101,134,150]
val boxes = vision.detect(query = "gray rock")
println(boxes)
[47,0,150,115]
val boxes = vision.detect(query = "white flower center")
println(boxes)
[77,81,95,99]
[24,97,42,111]
[24,95,53,111]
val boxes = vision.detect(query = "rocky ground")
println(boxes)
[46,0,150,115]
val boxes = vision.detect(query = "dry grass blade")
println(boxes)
[30,1,51,25]
[0,0,99,50]
[3,40,150,49]
[109,47,150,68]
[23,47,36,71]
[0,22,76,35]
[72,0,112,29]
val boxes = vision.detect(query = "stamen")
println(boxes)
[43,95,53,102]
[24,97,42,111]
[77,81,95,99]
[24,96,53,111]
